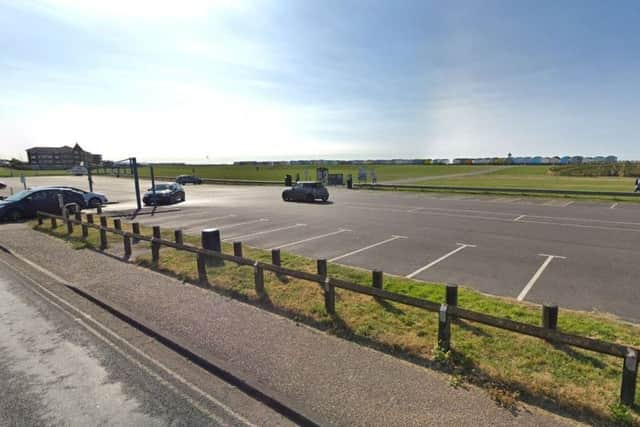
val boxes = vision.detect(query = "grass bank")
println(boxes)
[33,218,639,425]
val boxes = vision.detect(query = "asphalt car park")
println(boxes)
[2,175,640,323]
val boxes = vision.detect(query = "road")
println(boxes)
[3,175,640,322]
[0,242,292,426]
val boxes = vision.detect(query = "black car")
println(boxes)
[282,181,330,202]
[175,175,202,185]
[143,183,185,205]
[0,188,85,222]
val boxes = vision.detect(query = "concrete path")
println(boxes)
[379,166,511,185]
[0,224,581,426]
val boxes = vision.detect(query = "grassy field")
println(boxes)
[131,164,498,182]
[35,217,640,425]
[416,165,636,193]
[0,167,68,177]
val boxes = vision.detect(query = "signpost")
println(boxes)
[20,174,26,190]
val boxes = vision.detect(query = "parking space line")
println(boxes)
[217,218,269,230]
[406,243,477,279]
[269,229,351,250]
[517,254,566,301]
[562,201,574,207]
[329,235,408,262]
[224,224,306,241]
[513,214,526,222]
[610,203,618,209]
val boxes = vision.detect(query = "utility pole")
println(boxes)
[131,157,142,210]
[150,165,156,197]
[87,165,94,192]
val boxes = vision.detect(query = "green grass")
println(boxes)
[128,164,498,182]
[33,217,640,425]
[0,167,68,177]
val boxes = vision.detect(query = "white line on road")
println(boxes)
[329,235,408,262]
[407,207,424,213]
[225,224,306,241]
[513,214,526,222]
[269,229,351,250]
[517,254,566,301]
[610,203,618,209]
[406,243,477,279]
[562,200,574,207]
[217,218,269,230]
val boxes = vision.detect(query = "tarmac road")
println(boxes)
[3,175,640,322]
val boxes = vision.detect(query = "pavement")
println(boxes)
[4,175,640,323]
[0,223,582,426]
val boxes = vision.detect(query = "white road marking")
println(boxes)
[517,219,640,233]
[328,235,408,262]
[269,229,351,250]
[406,243,477,279]
[513,214,526,222]
[517,254,566,301]
[217,218,269,230]
[225,224,306,241]
[610,203,618,209]
[407,207,424,213]
[0,255,255,426]
[562,200,574,207]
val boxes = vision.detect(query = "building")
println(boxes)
[26,143,103,169]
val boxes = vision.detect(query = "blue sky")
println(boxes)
[1,0,639,163]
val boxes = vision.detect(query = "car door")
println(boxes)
[292,184,304,201]
[27,190,55,215]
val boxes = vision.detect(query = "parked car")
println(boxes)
[0,188,85,222]
[282,181,329,202]
[175,175,202,185]
[0,181,6,190]
[44,186,108,208]
[143,183,185,206]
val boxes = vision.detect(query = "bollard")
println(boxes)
[66,217,74,235]
[123,234,132,258]
[197,253,208,285]
[37,214,43,225]
[81,223,88,239]
[542,304,558,330]
[446,284,458,306]
[437,304,451,352]
[86,213,94,224]
[233,241,243,258]
[254,262,264,296]
[132,222,140,243]
[74,211,81,221]
[621,348,638,406]
[324,277,335,314]
[96,204,102,214]
[201,228,223,267]
[174,229,184,247]
[99,216,108,249]
[152,226,161,264]
[317,259,327,277]
[372,270,383,289]
[271,249,281,266]
[113,218,122,231]
[51,217,57,229]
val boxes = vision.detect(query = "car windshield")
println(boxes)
[149,184,172,191]
[4,190,33,202]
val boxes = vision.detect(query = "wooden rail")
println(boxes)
[36,210,639,405]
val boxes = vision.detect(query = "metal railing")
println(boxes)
[36,210,639,406]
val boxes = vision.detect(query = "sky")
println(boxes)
[1,0,639,163]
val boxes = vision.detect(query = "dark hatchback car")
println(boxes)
[282,181,330,202]
[0,188,85,222]
[175,175,202,185]
[143,183,185,206]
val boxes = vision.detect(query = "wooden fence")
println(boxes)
[36,210,638,405]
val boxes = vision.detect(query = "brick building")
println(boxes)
[26,143,102,169]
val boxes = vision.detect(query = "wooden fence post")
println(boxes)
[201,228,223,267]
[86,213,94,224]
[51,217,57,229]
[37,214,43,225]
[99,216,108,250]
[621,348,638,405]
[438,304,451,352]
[233,241,243,257]
[271,249,281,266]
[317,259,335,314]
[372,270,383,289]
[254,262,264,296]
[74,211,81,221]
[123,234,132,258]
[152,226,161,264]
[66,217,74,235]
[113,218,122,231]
[543,304,558,330]
[197,253,208,285]
[174,229,183,247]
[132,222,140,243]
[446,284,458,306]
[81,222,88,239]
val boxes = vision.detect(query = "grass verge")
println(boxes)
[33,217,640,425]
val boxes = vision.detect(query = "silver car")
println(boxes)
[282,181,329,202]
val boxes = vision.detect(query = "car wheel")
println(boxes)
[322,196,328,202]
[6,209,23,222]
[181,193,186,202]
[89,197,101,208]
[282,193,289,201]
